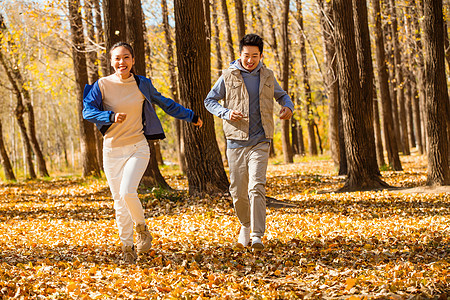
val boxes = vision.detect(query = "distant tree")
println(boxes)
[220,0,234,62]
[370,0,403,171]
[297,0,317,157]
[162,0,186,173]
[0,119,16,181]
[280,0,293,163]
[174,0,229,194]
[422,0,450,185]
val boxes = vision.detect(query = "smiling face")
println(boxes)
[111,46,135,79]
[239,45,263,72]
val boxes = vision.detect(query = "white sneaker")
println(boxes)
[251,237,264,251]
[237,226,250,247]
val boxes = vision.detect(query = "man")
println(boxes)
[204,34,294,250]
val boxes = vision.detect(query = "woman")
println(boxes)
[83,42,202,264]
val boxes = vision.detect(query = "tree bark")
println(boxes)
[0,119,16,181]
[318,0,340,167]
[281,0,293,163]
[389,0,410,155]
[234,0,245,39]
[422,0,450,185]
[102,0,126,71]
[333,0,389,191]
[220,0,235,62]
[267,0,281,78]
[175,0,229,194]
[68,0,101,177]
[297,0,317,157]
[370,0,403,171]
[373,85,386,167]
[353,0,380,176]
[162,0,186,173]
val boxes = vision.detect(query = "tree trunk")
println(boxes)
[175,0,229,194]
[93,0,108,77]
[85,0,103,171]
[422,0,450,185]
[267,0,281,78]
[370,0,403,171]
[162,0,186,173]
[333,0,389,191]
[319,0,340,168]
[211,0,223,76]
[373,85,386,167]
[297,0,317,157]
[281,0,293,163]
[220,0,234,62]
[234,0,245,39]
[102,0,126,71]
[389,0,410,155]
[68,0,101,177]
[353,0,380,176]
[0,119,16,181]
[124,0,170,187]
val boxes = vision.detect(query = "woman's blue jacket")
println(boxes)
[82,74,198,140]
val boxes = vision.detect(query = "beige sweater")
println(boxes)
[99,74,146,148]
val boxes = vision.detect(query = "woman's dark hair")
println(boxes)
[239,34,264,54]
[110,41,135,58]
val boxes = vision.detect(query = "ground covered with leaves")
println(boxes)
[0,155,449,299]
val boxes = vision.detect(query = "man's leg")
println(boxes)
[247,142,270,241]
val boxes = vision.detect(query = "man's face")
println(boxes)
[239,45,263,72]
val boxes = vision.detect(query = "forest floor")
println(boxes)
[0,153,449,299]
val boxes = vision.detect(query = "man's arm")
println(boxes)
[274,78,294,119]
[204,75,232,120]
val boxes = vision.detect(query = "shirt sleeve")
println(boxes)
[204,75,231,120]
[274,78,295,112]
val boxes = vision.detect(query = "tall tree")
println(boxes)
[370,0,403,171]
[220,0,235,62]
[297,0,318,157]
[353,0,380,175]
[102,0,126,70]
[174,0,229,194]
[389,0,410,155]
[318,0,340,168]
[162,0,186,173]
[280,0,293,163]
[123,0,171,189]
[333,0,389,191]
[234,0,246,39]
[0,119,16,181]
[422,0,450,185]
[68,0,101,177]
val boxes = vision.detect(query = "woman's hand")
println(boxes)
[193,118,203,128]
[115,113,127,123]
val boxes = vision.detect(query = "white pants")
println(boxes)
[103,139,150,246]
[226,142,270,238]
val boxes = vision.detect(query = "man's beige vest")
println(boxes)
[222,65,275,140]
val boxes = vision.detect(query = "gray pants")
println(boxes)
[226,142,270,238]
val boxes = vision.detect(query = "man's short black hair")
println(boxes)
[239,34,264,54]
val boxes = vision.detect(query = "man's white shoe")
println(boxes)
[237,226,250,247]
[251,237,264,251]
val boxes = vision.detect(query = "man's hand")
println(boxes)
[115,113,127,123]
[279,107,293,120]
[229,110,245,121]
[193,118,203,128]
